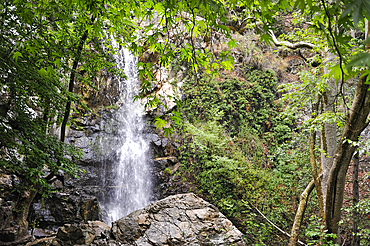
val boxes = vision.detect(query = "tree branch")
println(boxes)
[269,30,315,50]
[288,179,315,246]
[247,201,307,246]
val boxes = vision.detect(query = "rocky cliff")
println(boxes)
[26,194,246,246]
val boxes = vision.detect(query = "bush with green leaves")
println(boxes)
[341,196,370,245]
[182,69,294,147]
[173,68,316,244]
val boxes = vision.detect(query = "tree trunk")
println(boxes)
[60,29,89,142]
[13,188,39,229]
[352,152,360,246]
[321,52,338,211]
[310,127,324,218]
[366,19,370,50]
[288,97,322,246]
[324,75,370,235]
[288,179,315,246]
[325,17,370,237]
[0,186,40,244]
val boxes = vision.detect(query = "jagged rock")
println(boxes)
[28,191,101,229]
[32,228,55,239]
[0,225,30,245]
[25,237,55,246]
[86,221,111,238]
[26,221,110,246]
[153,156,178,170]
[110,193,245,246]
[54,224,96,246]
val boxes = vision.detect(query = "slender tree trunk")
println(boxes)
[288,97,322,246]
[309,96,325,218]
[366,19,370,50]
[310,127,325,218]
[60,29,89,142]
[288,179,315,246]
[352,152,360,246]
[321,52,338,211]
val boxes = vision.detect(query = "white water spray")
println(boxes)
[102,46,152,225]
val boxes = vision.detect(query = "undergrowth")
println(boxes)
[174,68,314,245]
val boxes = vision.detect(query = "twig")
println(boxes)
[247,201,307,246]
[320,0,348,110]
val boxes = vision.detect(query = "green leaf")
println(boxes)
[163,127,174,137]
[39,68,47,77]
[154,116,167,130]
[13,51,23,61]
[353,3,361,26]
[360,70,370,86]
[47,66,54,75]
[328,64,347,84]
[227,39,236,49]
[340,0,357,19]
[347,53,370,68]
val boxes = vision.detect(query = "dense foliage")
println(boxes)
[0,0,83,193]
[1,0,370,244]
[182,69,293,142]
[175,69,316,245]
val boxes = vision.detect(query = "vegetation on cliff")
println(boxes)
[1,0,370,245]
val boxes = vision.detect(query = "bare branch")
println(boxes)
[269,30,315,50]
[247,201,307,246]
[288,179,315,246]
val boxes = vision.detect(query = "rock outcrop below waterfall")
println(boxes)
[25,194,246,246]
[109,193,245,245]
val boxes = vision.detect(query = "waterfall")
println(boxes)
[100,45,152,226]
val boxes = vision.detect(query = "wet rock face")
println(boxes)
[73,69,121,110]
[25,194,245,246]
[110,193,246,246]
[64,110,159,221]
[25,221,110,246]
[28,191,101,230]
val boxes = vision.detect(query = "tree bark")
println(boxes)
[309,127,325,218]
[366,19,370,50]
[4,185,40,243]
[288,179,315,246]
[352,152,360,246]
[325,17,370,237]
[321,58,338,211]
[324,75,370,235]
[60,29,89,142]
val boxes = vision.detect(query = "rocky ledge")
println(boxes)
[27,193,246,246]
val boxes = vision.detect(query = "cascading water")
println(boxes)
[100,45,152,226]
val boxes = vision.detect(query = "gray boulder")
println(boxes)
[110,193,245,246]
[26,221,111,246]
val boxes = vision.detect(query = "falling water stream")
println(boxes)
[101,46,152,225]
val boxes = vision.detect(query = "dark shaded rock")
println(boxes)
[86,221,110,239]
[28,191,101,230]
[0,225,30,245]
[153,156,178,170]
[32,228,55,239]
[110,193,245,246]
[25,237,55,246]
[54,224,95,246]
